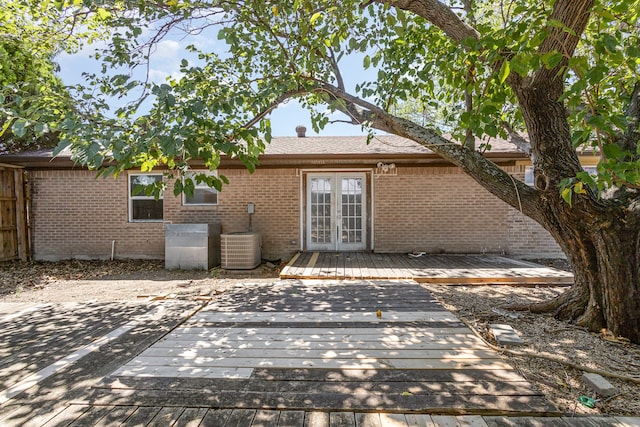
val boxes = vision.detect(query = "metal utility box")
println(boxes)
[165,223,221,270]
[221,232,261,269]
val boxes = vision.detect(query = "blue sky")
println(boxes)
[55,31,374,138]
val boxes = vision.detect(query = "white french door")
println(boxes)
[306,173,366,251]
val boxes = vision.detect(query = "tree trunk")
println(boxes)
[530,200,640,343]
[500,50,640,343]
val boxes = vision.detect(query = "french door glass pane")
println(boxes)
[310,178,332,244]
[340,177,362,244]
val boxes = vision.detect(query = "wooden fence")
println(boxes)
[0,165,28,261]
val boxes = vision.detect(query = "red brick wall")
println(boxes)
[164,168,300,261]
[373,166,509,253]
[28,168,300,261]
[373,165,563,257]
[27,165,562,261]
[506,166,563,257]
[29,170,165,260]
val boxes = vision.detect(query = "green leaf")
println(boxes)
[481,105,498,115]
[53,139,71,157]
[576,171,597,190]
[11,119,27,138]
[509,57,529,77]
[173,179,183,196]
[310,12,322,25]
[33,122,45,136]
[602,143,623,159]
[602,34,618,53]
[561,187,573,206]
[0,118,13,137]
[541,51,563,69]
[96,7,111,20]
[498,60,510,83]
[166,94,176,107]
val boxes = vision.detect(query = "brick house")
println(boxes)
[1,133,571,262]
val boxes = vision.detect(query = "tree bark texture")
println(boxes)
[531,198,640,343]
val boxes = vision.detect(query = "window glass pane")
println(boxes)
[185,188,218,205]
[130,174,162,196]
[523,166,534,186]
[132,199,163,221]
[525,165,597,188]
[183,172,218,205]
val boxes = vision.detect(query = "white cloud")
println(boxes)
[148,68,170,83]
[145,39,187,83]
[189,33,219,51]
[148,68,185,84]
[151,39,181,60]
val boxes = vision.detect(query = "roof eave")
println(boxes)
[0,150,529,169]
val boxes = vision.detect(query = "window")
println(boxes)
[524,166,535,186]
[129,174,163,222]
[524,165,598,186]
[183,171,218,206]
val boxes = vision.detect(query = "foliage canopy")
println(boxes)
[2,0,638,198]
[3,0,640,343]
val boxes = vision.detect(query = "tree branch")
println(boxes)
[327,47,345,91]
[528,0,595,90]
[316,83,543,221]
[242,89,309,130]
[502,121,532,157]
[375,0,480,43]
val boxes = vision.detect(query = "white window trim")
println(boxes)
[128,173,164,222]
[182,170,219,206]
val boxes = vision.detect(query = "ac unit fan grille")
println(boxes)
[221,232,261,269]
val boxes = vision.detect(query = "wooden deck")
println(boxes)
[39,406,640,427]
[81,281,559,417]
[3,293,640,427]
[280,253,574,285]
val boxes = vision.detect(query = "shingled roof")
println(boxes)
[264,134,519,155]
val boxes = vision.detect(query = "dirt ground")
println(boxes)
[0,258,638,416]
[0,259,280,302]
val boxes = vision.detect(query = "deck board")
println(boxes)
[174,407,209,426]
[280,253,573,285]
[72,388,558,415]
[94,281,558,416]
[45,406,639,427]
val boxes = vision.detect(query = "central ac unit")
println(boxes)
[221,232,261,269]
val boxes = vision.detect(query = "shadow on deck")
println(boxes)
[280,253,574,285]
